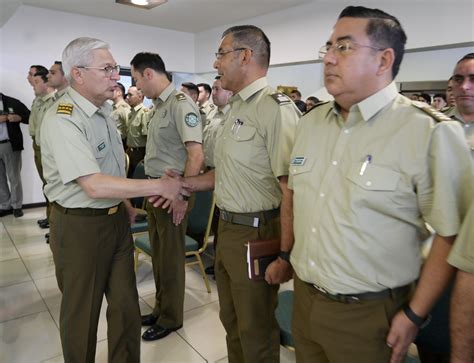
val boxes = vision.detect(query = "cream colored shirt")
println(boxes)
[41,87,125,208]
[126,103,149,148]
[448,198,474,273]
[214,77,300,213]
[445,107,474,160]
[200,100,216,119]
[203,104,230,168]
[145,83,202,177]
[289,82,473,294]
[111,99,130,138]
[29,91,55,138]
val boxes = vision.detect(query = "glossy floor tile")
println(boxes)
[1,207,296,363]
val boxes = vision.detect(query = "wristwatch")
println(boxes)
[403,305,431,329]
[278,250,291,263]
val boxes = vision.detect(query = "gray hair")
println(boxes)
[62,37,110,82]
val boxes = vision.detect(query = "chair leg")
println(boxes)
[195,253,211,293]
[134,248,140,272]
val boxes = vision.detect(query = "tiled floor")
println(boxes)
[0,208,296,363]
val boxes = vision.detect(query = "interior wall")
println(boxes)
[194,0,474,73]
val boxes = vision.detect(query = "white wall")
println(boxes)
[195,0,474,73]
[1,5,196,205]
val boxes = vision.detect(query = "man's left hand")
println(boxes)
[386,310,419,363]
[124,200,137,225]
[265,258,293,285]
[168,198,188,225]
[7,114,21,122]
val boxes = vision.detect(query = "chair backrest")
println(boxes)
[130,160,146,208]
[187,191,214,235]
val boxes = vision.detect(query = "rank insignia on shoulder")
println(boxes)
[185,112,200,127]
[411,102,452,122]
[290,156,306,166]
[270,92,291,105]
[176,93,187,102]
[56,103,73,115]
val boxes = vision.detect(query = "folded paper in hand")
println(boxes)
[246,239,280,280]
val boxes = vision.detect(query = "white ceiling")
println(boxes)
[0,0,316,33]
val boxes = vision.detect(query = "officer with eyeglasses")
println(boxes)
[288,6,473,363]
[40,37,185,362]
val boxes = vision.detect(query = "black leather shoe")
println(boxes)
[45,233,50,244]
[39,221,50,229]
[205,266,215,275]
[13,209,23,217]
[142,324,182,341]
[141,314,159,326]
[0,209,13,217]
[37,218,48,225]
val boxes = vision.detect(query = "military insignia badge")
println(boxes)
[176,93,187,102]
[185,113,200,127]
[56,103,74,115]
[97,141,106,152]
[162,109,167,118]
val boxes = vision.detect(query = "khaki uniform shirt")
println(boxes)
[200,100,216,119]
[214,77,300,213]
[35,89,67,146]
[41,87,125,208]
[203,104,230,168]
[29,92,55,138]
[145,83,202,177]
[445,107,474,160]
[111,99,130,139]
[126,103,149,148]
[448,199,474,273]
[289,82,473,294]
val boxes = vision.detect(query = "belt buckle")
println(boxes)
[252,217,259,227]
[108,206,118,215]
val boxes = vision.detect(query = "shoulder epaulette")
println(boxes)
[56,103,73,116]
[303,101,330,115]
[270,92,292,105]
[175,93,187,102]
[411,102,452,123]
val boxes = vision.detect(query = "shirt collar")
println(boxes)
[219,104,231,115]
[132,103,144,112]
[355,82,399,121]
[157,82,176,103]
[232,77,268,103]
[42,91,56,102]
[68,87,101,118]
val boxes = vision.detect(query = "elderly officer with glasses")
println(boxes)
[40,37,185,363]
[287,6,473,363]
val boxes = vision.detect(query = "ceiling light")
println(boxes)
[116,0,167,10]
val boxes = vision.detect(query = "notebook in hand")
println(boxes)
[246,239,280,280]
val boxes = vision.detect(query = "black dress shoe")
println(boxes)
[13,209,23,217]
[39,221,50,229]
[142,324,182,341]
[141,313,159,326]
[0,209,13,217]
[204,265,215,275]
[45,233,50,244]
[37,218,48,225]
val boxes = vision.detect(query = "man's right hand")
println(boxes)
[0,114,8,123]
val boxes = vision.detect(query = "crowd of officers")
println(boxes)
[22,4,474,363]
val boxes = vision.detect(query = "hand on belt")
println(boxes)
[220,208,280,228]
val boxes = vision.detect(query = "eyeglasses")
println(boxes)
[77,65,121,76]
[451,74,474,85]
[214,48,249,60]
[318,40,385,59]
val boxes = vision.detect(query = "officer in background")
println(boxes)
[448,199,474,363]
[176,25,300,362]
[125,85,149,177]
[288,6,473,363]
[445,53,474,160]
[197,82,215,118]
[130,52,204,341]
[110,82,130,144]
[41,37,184,362]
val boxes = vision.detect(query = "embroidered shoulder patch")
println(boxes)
[56,103,74,115]
[411,102,452,122]
[176,93,187,102]
[270,92,291,105]
[185,113,200,127]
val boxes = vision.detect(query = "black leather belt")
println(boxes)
[0,139,10,144]
[311,282,414,303]
[128,147,145,152]
[220,208,280,228]
[53,202,121,216]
